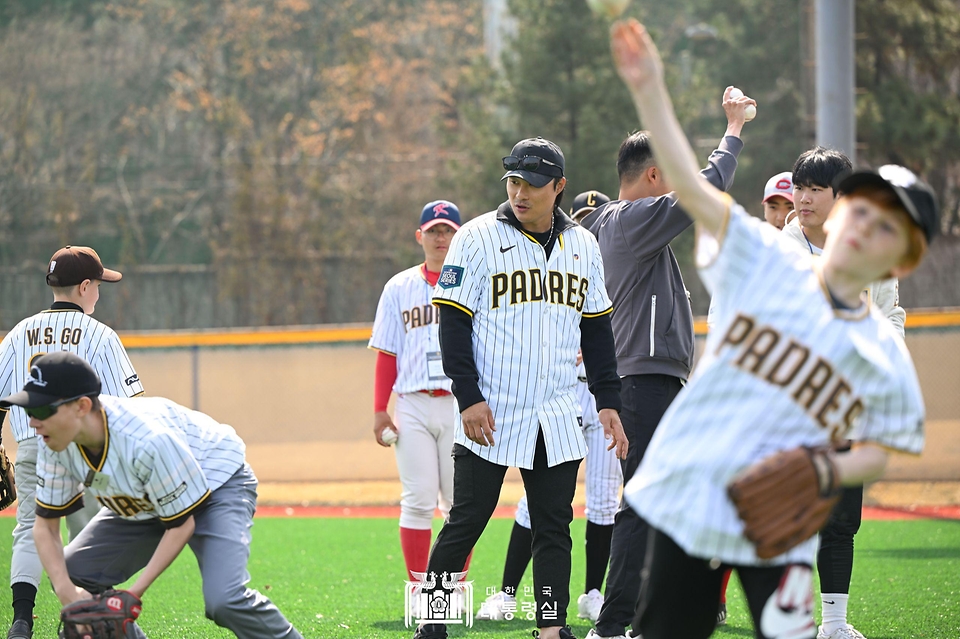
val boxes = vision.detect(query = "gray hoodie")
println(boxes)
[582,136,742,380]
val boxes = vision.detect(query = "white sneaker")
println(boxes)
[577,589,605,622]
[584,629,629,639]
[817,624,867,639]
[475,591,516,621]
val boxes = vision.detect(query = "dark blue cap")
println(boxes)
[420,200,462,230]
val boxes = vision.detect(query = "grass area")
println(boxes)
[0,517,958,638]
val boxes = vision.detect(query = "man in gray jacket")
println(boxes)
[580,87,752,639]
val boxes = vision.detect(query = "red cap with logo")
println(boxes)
[762,172,794,204]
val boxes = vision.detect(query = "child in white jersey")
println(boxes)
[0,246,143,639]
[1,352,303,639]
[609,19,937,639]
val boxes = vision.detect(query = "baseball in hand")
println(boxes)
[728,87,757,121]
[381,428,398,446]
[586,0,631,19]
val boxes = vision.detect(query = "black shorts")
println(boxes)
[634,528,817,639]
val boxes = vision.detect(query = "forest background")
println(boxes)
[1,0,958,329]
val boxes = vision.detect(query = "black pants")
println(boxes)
[818,485,863,593]
[425,430,581,627]
[596,373,683,637]
[635,528,817,639]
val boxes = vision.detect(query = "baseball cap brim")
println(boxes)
[100,268,122,282]
[762,192,794,204]
[572,206,597,222]
[0,389,67,410]
[501,170,554,189]
[420,218,460,231]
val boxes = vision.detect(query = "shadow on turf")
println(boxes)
[861,546,960,559]
[374,621,758,637]
[372,620,526,635]
[714,626,754,637]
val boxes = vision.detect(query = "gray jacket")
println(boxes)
[582,136,742,380]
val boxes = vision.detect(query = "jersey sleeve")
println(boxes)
[95,330,144,398]
[696,201,787,304]
[136,433,211,527]
[432,229,485,315]
[849,351,925,455]
[34,445,85,518]
[582,238,613,317]
[0,332,15,423]
[369,278,403,356]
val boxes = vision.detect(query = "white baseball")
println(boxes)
[728,88,756,121]
[381,428,398,446]
[585,0,631,19]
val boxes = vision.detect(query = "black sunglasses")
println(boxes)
[502,155,563,176]
[24,393,91,421]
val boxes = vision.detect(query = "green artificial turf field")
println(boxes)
[0,516,957,638]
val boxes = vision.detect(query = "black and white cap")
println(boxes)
[835,165,940,244]
[0,352,101,409]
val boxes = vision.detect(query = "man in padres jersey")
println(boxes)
[611,20,934,639]
[412,139,628,639]
[369,200,462,582]
[0,246,143,639]
[475,192,622,626]
[1,353,302,639]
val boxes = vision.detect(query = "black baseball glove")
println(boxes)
[0,445,16,511]
[59,590,142,639]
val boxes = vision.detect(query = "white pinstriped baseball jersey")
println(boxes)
[369,264,452,394]
[433,211,613,469]
[0,304,143,442]
[625,202,924,565]
[36,395,245,524]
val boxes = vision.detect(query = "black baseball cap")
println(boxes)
[0,352,101,409]
[501,137,565,188]
[834,165,940,244]
[46,246,122,287]
[571,190,611,222]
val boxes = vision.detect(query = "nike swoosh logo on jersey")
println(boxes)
[500,245,516,253]
[824,601,835,605]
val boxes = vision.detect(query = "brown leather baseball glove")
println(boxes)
[0,445,16,511]
[727,446,841,560]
